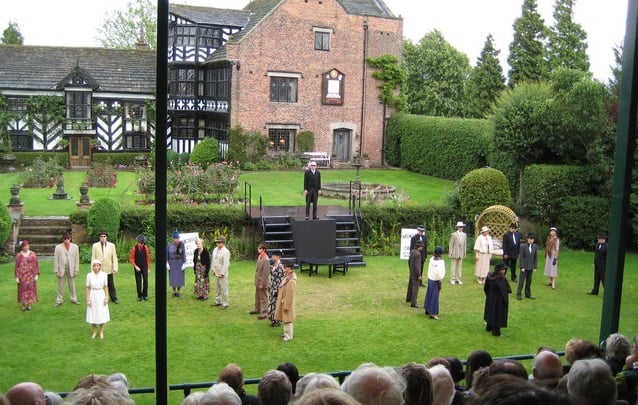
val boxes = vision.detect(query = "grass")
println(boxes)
[1,252,637,403]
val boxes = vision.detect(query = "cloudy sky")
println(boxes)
[1,0,628,80]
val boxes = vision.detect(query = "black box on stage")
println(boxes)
[291,217,336,259]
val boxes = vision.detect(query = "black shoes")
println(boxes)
[587,291,598,296]
[516,295,522,300]
[111,299,119,304]
[526,295,536,300]
[410,304,421,308]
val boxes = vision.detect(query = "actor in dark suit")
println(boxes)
[405,241,424,307]
[588,232,608,295]
[517,233,538,300]
[483,262,511,337]
[410,225,427,286]
[502,222,522,282]
[303,161,322,220]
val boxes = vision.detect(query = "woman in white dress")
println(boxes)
[474,226,493,284]
[86,259,110,339]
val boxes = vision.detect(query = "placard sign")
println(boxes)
[400,228,417,260]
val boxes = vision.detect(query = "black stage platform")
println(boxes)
[247,205,352,220]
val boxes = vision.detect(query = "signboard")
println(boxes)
[400,228,417,260]
[179,232,199,269]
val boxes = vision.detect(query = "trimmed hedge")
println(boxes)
[0,204,11,250]
[558,195,611,249]
[11,152,66,168]
[387,114,493,180]
[458,168,512,221]
[87,198,121,241]
[93,152,151,167]
[521,165,593,224]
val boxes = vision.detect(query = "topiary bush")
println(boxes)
[297,130,315,153]
[87,198,121,241]
[458,168,512,220]
[189,137,219,168]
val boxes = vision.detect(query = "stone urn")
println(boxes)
[2,154,16,172]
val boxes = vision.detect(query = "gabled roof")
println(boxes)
[337,0,396,18]
[0,45,156,94]
[169,3,251,28]
[55,65,101,91]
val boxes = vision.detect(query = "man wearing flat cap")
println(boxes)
[129,234,150,301]
[410,225,427,286]
[91,230,119,304]
[588,232,608,296]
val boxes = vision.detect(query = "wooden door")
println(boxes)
[68,136,92,168]
[332,129,351,161]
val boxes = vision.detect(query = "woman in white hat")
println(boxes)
[474,226,494,284]
[86,259,110,339]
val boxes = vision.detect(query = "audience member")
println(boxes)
[567,358,617,405]
[444,356,466,405]
[201,382,242,405]
[429,364,454,405]
[218,363,260,405]
[107,372,131,399]
[258,370,292,405]
[401,362,433,405]
[6,382,46,405]
[564,338,603,365]
[531,350,563,389]
[472,360,528,398]
[63,385,133,404]
[276,362,300,395]
[0,393,9,405]
[44,391,63,405]
[471,374,572,405]
[464,350,493,393]
[605,333,632,375]
[181,391,205,405]
[73,374,110,390]
[294,373,340,402]
[425,357,450,370]
[625,334,638,369]
[341,363,405,405]
[296,388,361,405]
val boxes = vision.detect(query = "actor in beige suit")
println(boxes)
[448,221,467,285]
[54,232,80,306]
[91,230,119,303]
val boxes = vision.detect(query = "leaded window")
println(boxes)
[314,31,330,51]
[170,68,196,96]
[268,128,294,152]
[66,91,91,119]
[270,77,298,103]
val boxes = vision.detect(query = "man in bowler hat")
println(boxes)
[588,232,608,296]
[502,222,522,282]
[517,233,538,300]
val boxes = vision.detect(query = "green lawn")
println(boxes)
[0,252,636,403]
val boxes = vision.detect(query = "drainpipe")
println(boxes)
[359,20,368,160]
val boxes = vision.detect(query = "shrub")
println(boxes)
[189,137,219,168]
[0,204,11,249]
[167,150,190,168]
[19,156,62,188]
[521,164,592,224]
[87,198,121,241]
[458,168,512,220]
[557,196,611,249]
[227,126,247,164]
[93,152,150,167]
[136,166,155,194]
[297,131,315,152]
[163,162,241,204]
[86,163,117,187]
[245,131,268,163]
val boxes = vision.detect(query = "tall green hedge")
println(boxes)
[386,114,494,180]
[558,196,610,249]
[0,204,11,250]
[521,165,593,224]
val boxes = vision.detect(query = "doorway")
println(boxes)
[68,136,92,168]
[332,129,351,161]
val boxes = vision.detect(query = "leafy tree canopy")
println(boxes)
[1,21,24,45]
[547,0,590,73]
[508,0,548,87]
[465,34,506,118]
[97,0,157,49]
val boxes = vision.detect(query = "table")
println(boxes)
[298,256,351,278]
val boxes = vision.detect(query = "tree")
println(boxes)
[97,0,157,49]
[403,30,470,117]
[465,34,506,118]
[547,0,590,73]
[1,21,24,45]
[508,0,548,87]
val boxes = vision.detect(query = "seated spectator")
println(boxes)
[462,350,493,401]
[181,391,205,405]
[531,350,563,389]
[294,373,340,402]
[296,388,361,405]
[615,364,638,404]
[472,374,572,405]
[200,382,242,405]
[6,382,46,405]
[567,358,617,405]
[401,362,433,405]
[625,334,638,369]
[467,360,527,400]
[63,385,133,404]
[276,362,300,395]
[258,370,292,405]
[429,364,454,405]
[425,357,450,370]
[0,393,9,405]
[341,363,405,405]
[218,363,260,405]
[72,374,111,391]
[44,391,63,405]
[605,333,632,375]
[107,372,131,399]
[444,356,466,405]
[564,338,603,366]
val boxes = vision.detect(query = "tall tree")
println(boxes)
[1,21,24,45]
[547,0,590,73]
[465,34,506,118]
[403,30,470,117]
[508,0,548,87]
[97,0,157,49]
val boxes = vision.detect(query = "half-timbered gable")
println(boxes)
[0,45,155,166]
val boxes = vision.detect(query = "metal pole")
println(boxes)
[599,0,638,343]
[155,0,169,403]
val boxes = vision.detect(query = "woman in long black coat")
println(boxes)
[483,262,511,336]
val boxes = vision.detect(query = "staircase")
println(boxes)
[260,214,365,267]
[17,216,71,258]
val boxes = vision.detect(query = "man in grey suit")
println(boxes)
[54,232,80,306]
[448,221,467,284]
[517,233,538,300]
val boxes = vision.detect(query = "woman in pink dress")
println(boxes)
[14,240,40,311]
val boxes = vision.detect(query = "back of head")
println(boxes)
[444,356,465,384]
[73,374,110,391]
[567,358,617,405]
[63,385,134,405]
[402,362,433,405]
[6,382,45,405]
[605,333,632,361]
[297,388,362,405]
[259,370,292,405]
[564,338,602,364]
[202,382,241,405]
[276,362,300,394]
[44,391,64,405]
[181,391,205,405]
[341,363,405,405]
[294,373,340,400]
[465,350,493,388]
[429,364,454,405]
[472,374,572,405]
[218,363,245,395]
[533,350,563,381]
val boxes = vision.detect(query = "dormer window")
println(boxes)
[66,90,91,120]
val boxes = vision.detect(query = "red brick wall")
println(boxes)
[227,0,402,164]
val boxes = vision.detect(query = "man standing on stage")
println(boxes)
[303,161,322,220]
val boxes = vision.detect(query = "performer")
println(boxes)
[517,233,538,300]
[405,240,424,308]
[588,232,608,296]
[448,221,466,285]
[484,262,511,337]
[410,225,427,286]
[502,222,522,282]
[303,161,322,220]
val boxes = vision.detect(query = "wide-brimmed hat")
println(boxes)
[92,259,102,266]
[455,221,465,227]
[434,246,444,255]
[494,262,507,272]
[215,236,226,243]
[171,230,180,239]
[480,226,490,233]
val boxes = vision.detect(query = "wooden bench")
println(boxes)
[302,152,331,167]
